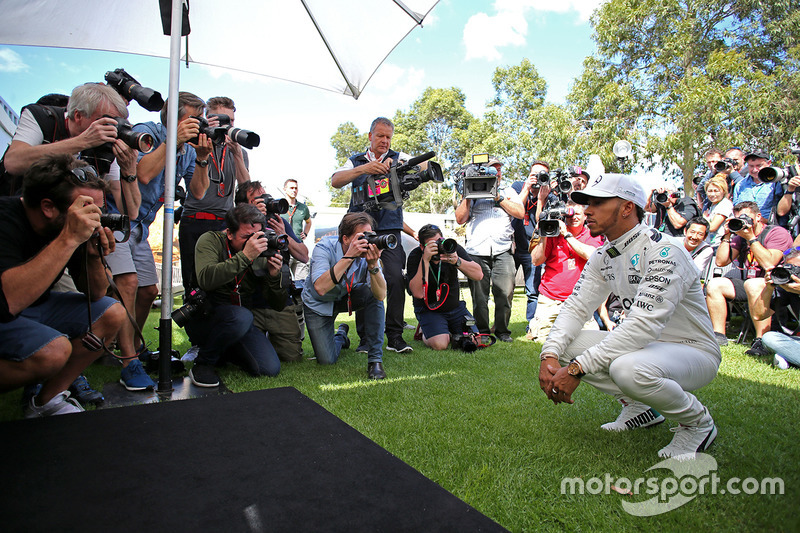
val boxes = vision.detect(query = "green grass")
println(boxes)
[2,289,798,532]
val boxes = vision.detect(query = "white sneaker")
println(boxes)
[24,390,85,418]
[773,354,790,370]
[658,422,717,460]
[601,399,665,431]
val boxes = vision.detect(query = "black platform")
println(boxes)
[0,387,505,532]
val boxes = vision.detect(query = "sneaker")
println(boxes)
[601,399,665,431]
[69,375,104,406]
[403,321,415,330]
[119,359,156,391]
[497,333,514,343]
[189,363,220,388]
[773,354,790,370]
[386,337,413,353]
[181,345,200,363]
[714,332,728,346]
[20,383,42,408]
[355,345,368,354]
[658,420,717,460]
[336,324,350,350]
[24,390,84,418]
[745,337,769,357]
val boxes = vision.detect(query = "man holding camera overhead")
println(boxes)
[455,156,524,343]
[331,117,417,354]
[186,203,286,387]
[302,212,388,379]
[705,200,792,354]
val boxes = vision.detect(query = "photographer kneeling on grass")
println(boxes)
[0,154,126,416]
[406,224,484,351]
[538,173,722,459]
[184,203,286,387]
[302,212,388,379]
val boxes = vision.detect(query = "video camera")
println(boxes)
[759,149,800,185]
[770,264,800,285]
[728,213,753,233]
[104,68,164,112]
[359,231,397,250]
[539,201,575,237]
[189,114,260,149]
[350,151,443,211]
[455,154,498,199]
[259,229,290,258]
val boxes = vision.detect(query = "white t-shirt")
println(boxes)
[704,198,733,246]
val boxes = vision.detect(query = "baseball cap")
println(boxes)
[744,149,771,162]
[571,173,647,209]
[487,157,502,167]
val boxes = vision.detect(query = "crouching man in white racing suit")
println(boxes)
[538,173,721,459]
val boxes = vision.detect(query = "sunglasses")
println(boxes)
[783,246,800,256]
[70,165,99,182]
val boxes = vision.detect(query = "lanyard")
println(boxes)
[423,261,449,310]
[226,238,246,298]
[209,145,228,197]
[344,271,357,315]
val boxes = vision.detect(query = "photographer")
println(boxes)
[705,201,792,354]
[526,202,603,343]
[235,180,308,363]
[645,186,699,237]
[302,212,387,379]
[406,224,483,350]
[732,149,783,221]
[774,159,800,223]
[455,157,524,343]
[178,97,251,296]
[747,248,800,370]
[0,155,125,416]
[331,117,417,354]
[186,204,285,387]
[697,147,744,211]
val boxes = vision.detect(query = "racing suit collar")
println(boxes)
[606,223,648,258]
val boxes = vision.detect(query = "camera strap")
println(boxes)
[423,262,449,311]
[344,271,357,315]
[209,146,228,197]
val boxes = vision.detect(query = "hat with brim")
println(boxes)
[744,149,771,162]
[571,173,647,209]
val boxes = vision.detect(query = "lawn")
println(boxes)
[1,288,797,532]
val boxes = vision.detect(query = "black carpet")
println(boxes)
[0,387,506,532]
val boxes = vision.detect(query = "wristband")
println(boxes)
[540,353,558,362]
[329,267,341,285]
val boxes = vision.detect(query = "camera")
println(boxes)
[539,202,575,237]
[692,175,703,186]
[351,151,443,211]
[551,168,575,195]
[451,316,479,353]
[104,68,164,112]
[100,213,129,232]
[653,190,682,205]
[359,231,397,250]
[727,214,753,232]
[259,194,289,215]
[759,165,798,184]
[432,237,457,261]
[455,153,498,199]
[104,115,155,154]
[171,288,211,328]
[714,158,734,172]
[770,264,800,285]
[259,229,290,258]
[189,115,261,149]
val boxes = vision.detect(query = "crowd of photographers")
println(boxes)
[2,69,799,418]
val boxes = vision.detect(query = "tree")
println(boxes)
[569,0,800,190]
[327,122,368,207]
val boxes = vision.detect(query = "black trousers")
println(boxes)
[356,228,406,343]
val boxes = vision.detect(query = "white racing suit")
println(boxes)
[542,223,721,427]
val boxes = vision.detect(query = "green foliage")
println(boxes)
[328,121,367,207]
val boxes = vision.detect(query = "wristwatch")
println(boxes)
[567,359,585,378]
[563,232,573,239]
[747,238,758,245]
[455,257,462,267]
[368,265,381,275]
[121,174,137,183]
[195,158,209,168]
[495,195,505,206]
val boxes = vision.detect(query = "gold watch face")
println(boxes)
[567,362,581,376]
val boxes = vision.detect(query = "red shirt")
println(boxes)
[540,225,603,301]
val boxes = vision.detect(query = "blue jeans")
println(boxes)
[761,332,800,367]
[185,304,280,376]
[468,251,516,336]
[514,251,540,323]
[304,284,384,364]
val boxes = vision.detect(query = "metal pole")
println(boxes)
[157,0,185,396]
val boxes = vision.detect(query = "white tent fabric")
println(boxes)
[1,0,438,99]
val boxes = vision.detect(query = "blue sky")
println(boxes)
[0,0,604,205]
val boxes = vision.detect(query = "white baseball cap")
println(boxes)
[571,173,647,209]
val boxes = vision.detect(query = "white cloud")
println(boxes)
[0,48,29,73]
[463,0,604,60]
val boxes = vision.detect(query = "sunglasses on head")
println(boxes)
[70,165,99,182]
